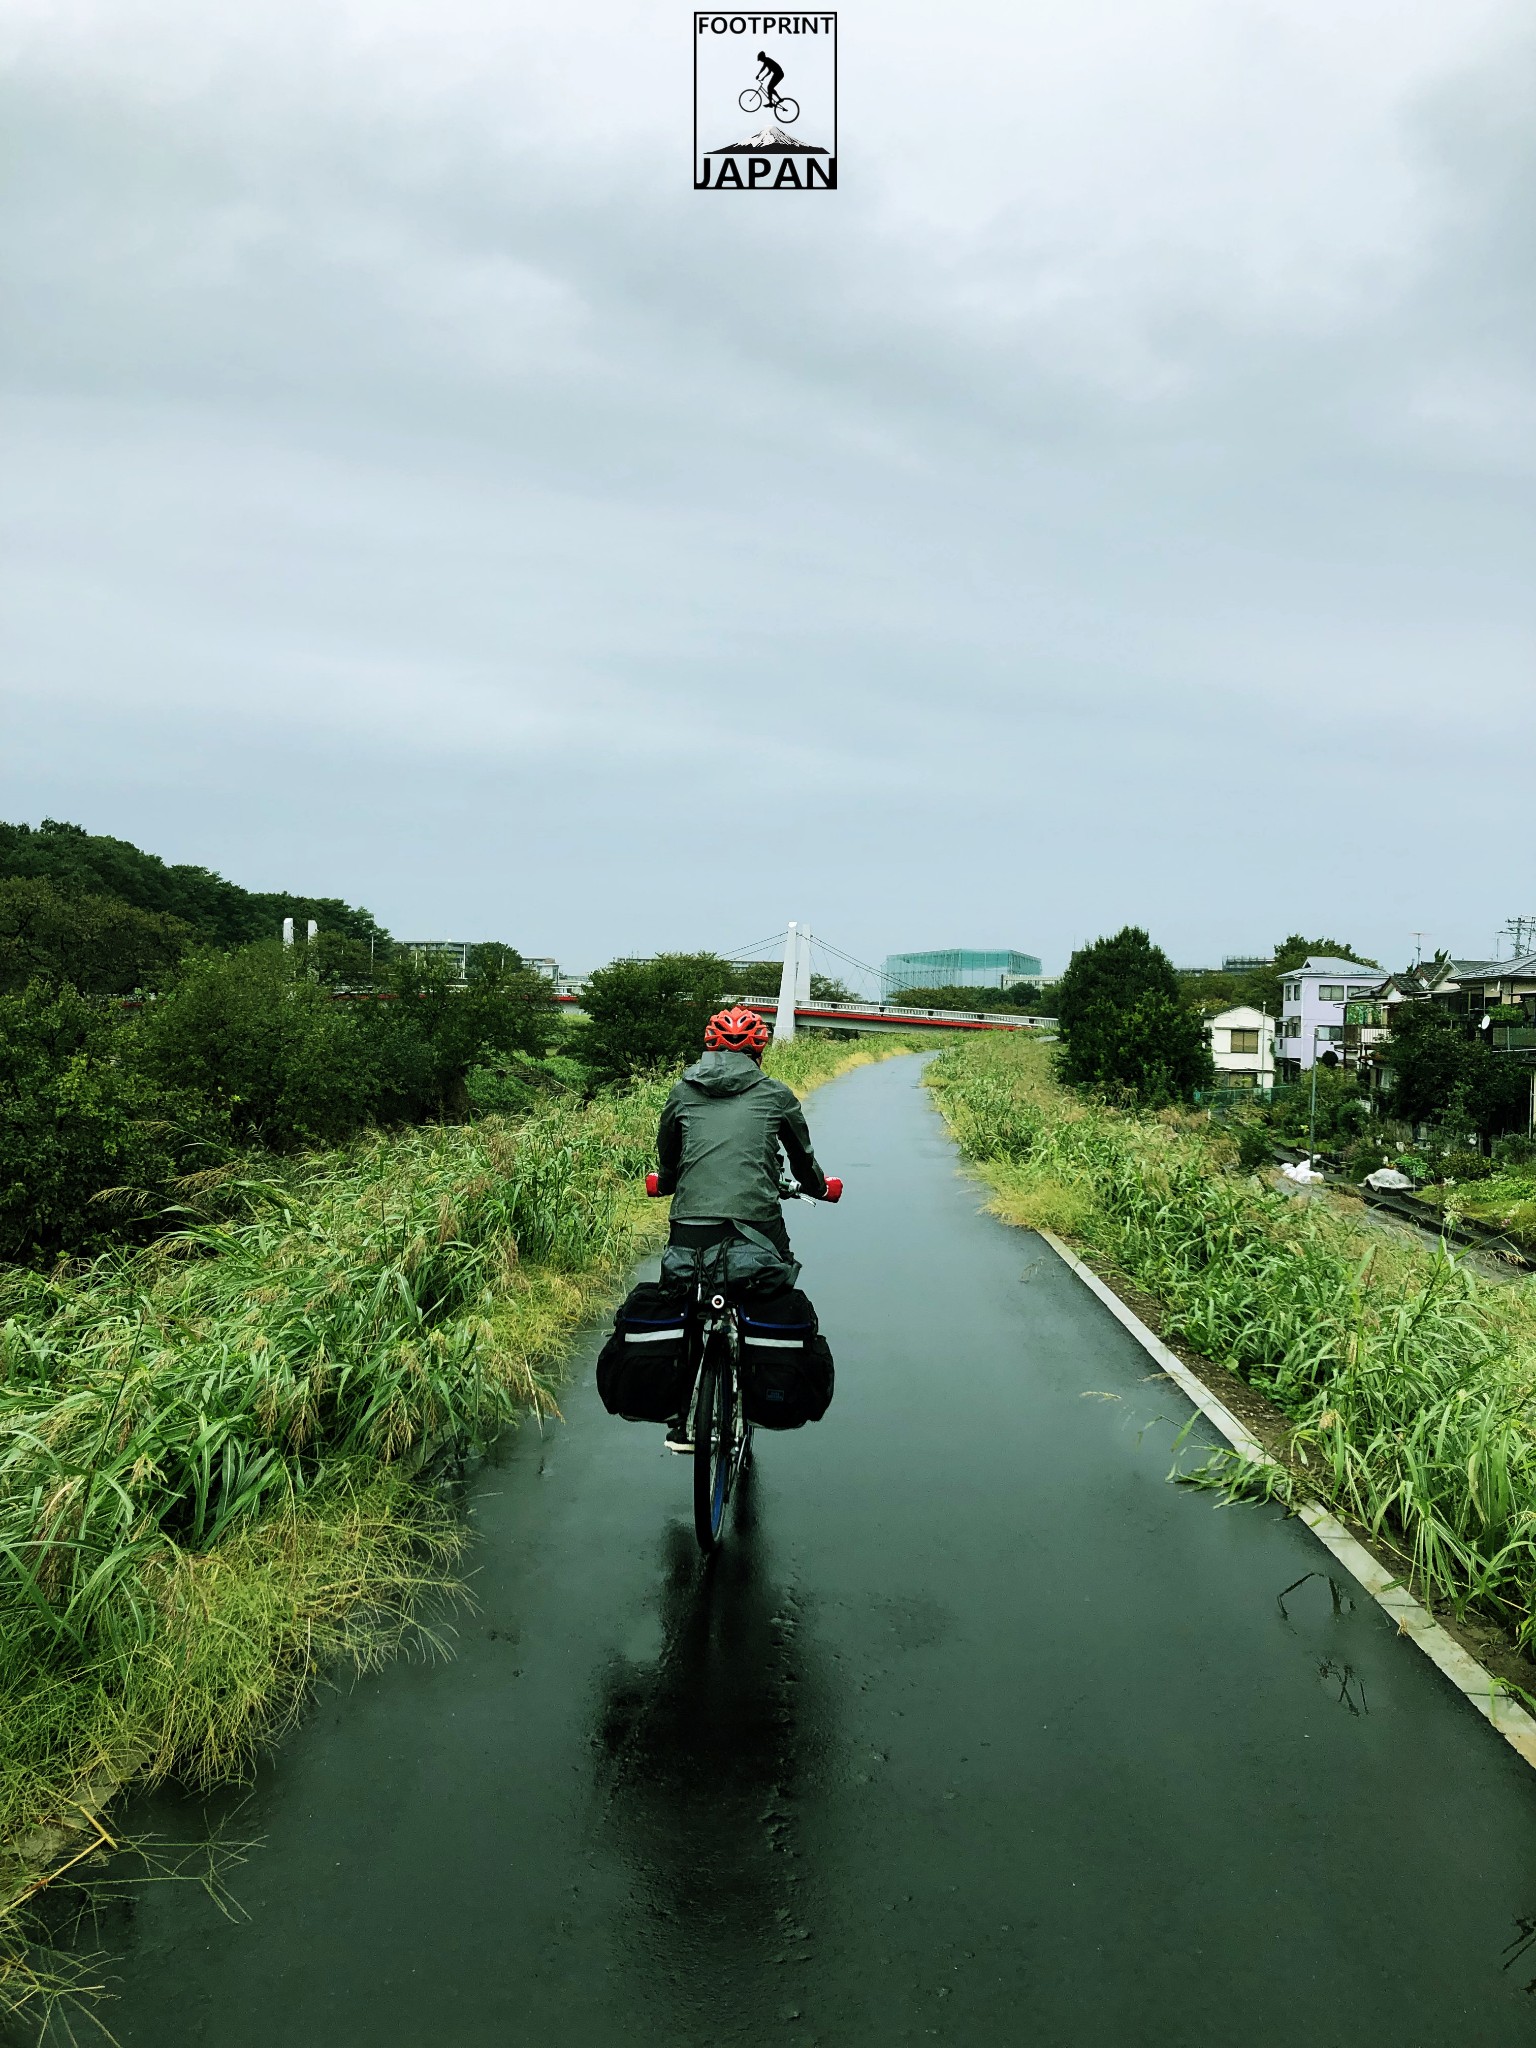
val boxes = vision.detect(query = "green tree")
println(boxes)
[356,950,557,1120]
[1386,1003,1468,1127]
[0,817,388,950]
[579,953,736,1080]
[1388,1001,1530,1144]
[884,983,1044,1013]
[1056,927,1214,1105]
[0,983,196,1262]
[1452,1047,1530,1148]
[1251,935,1377,1019]
[305,929,385,986]
[726,959,853,1003]
[0,876,190,994]
[1175,968,1246,1016]
[133,944,373,1150]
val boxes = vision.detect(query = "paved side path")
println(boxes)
[91,1056,1536,2045]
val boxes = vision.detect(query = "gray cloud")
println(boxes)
[2,0,1532,974]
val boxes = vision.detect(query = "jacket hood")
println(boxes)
[681,1048,768,1097]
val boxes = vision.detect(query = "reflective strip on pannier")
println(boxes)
[597,1284,692,1423]
[738,1288,833,1429]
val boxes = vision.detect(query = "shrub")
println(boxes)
[0,983,198,1263]
[353,951,557,1122]
[1266,1063,1368,1144]
[1235,1123,1275,1172]
[1438,1150,1495,1184]
[132,944,373,1150]
[579,953,735,1080]
[882,984,1040,1013]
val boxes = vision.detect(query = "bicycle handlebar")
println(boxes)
[643,1172,843,1203]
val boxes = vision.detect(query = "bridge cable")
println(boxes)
[809,936,889,994]
[717,929,788,964]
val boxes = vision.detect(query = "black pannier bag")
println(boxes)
[738,1288,834,1429]
[596,1283,692,1423]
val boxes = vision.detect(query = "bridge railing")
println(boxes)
[735,995,1057,1030]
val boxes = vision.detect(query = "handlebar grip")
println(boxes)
[823,1177,843,1204]
[644,1173,661,1198]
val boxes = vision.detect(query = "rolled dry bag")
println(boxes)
[597,1283,692,1423]
[661,1222,799,1298]
[738,1288,834,1429]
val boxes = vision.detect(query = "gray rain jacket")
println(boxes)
[655,1050,827,1224]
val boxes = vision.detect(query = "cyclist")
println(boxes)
[651,1006,839,1447]
[754,49,786,108]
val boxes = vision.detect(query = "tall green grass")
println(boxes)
[0,1091,663,1666]
[927,1034,1536,1650]
[0,1030,909,2025]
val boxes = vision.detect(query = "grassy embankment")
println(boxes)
[0,1031,917,2025]
[925,1033,1536,1652]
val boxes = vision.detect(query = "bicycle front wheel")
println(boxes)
[692,1347,732,1553]
[773,96,799,123]
[738,88,764,114]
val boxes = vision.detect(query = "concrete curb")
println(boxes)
[1037,1226,1536,1774]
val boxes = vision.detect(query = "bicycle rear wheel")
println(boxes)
[773,96,799,122]
[692,1343,732,1553]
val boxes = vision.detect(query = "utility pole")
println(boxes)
[1307,1025,1321,1169]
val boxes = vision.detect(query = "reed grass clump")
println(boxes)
[927,1034,1536,1650]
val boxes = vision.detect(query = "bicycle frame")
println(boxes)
[683,1264,750,1552]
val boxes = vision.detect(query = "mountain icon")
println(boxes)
[714,125,829,154]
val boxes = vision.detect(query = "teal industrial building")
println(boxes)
[883,948,1042,994]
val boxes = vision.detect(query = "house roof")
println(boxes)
[1292,957,1383,979]
[1379,954,1536,1001]
[1466,954,1536,978]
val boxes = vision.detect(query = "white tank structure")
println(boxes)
[773,922,813,1042]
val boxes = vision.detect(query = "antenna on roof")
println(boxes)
[1410,932,1424,965]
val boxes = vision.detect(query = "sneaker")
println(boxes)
[664,1425,693,1454]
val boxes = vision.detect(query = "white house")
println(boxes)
[1275,957,1386,1077]
[1207,1006,1275,1089]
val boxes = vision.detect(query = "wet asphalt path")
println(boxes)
[90,1055,1536,2044]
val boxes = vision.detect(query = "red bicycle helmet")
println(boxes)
[704,1005,770,1053]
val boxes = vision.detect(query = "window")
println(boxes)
[1284,981,1300,1002]
[1282,1015,1301,1039]
[1318,984,1345,1003]
[1346,985,1374,999]
[1228,1028,1259,1053]
[1316,1024,1344,1043]
[1224,1071,1256,1088]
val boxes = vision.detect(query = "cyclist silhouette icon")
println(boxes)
[738,52,799,124]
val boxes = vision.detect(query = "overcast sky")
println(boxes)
[2,0,1532,980]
